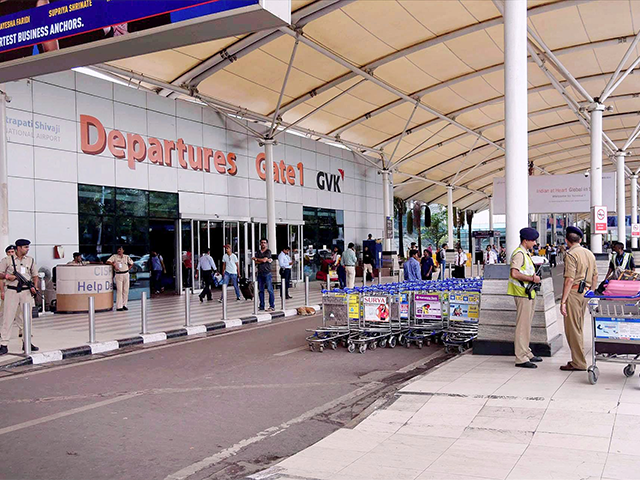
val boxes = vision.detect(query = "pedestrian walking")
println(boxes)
[253,238,275,311]
[0,239,39,354]
[438,243,447,280]
[332,246,346,289]
[106,246,133,311]
[508,228,542,368]
[453,246,466,278]
[220,245,242,302]
[198,249,216,302]
[547,244,557,268]
[404,249,421,282]
[362,245,374,282]
[278,246,293,299]
[342,243,357,289]
[421,249,434,280]
[149,251,166,294]
[560,226,598,371]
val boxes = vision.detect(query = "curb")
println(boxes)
[2,305,322,369]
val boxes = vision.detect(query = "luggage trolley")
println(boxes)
[585,291,640,384]
[443,288,480,353]
[306,289,356,352]
[347,292,397,354]
[406,289,445,348]
[389,289,411,346]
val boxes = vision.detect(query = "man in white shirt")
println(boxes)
[198,249,216,302]
[485,245,498,265]
[278,246,293,299]
[220,245,242,302]
[453,246,466,278]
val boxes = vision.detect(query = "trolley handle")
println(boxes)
[584,290,640,299]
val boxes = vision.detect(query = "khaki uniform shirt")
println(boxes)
[107,254,133,273]
[510,248,526,271]
[0,255,38,287]
[564,244,598,288]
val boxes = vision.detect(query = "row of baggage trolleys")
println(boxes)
[307,278,482,354]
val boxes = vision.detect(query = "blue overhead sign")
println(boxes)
[0,0,258,62]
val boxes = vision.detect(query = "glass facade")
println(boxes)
[302,206,344,279]
[78,184,179,296]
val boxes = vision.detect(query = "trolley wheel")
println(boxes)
[359,344,367,354]
[624,364,636,377]
[426,340,431,347]
[417,341,424,349]
[378,338,388,349]
[587,365,599,385]
[398,334,406,346]
[457,346,464,354]
[330,341,337,351]
[309,343,314,352]
[388,336,397,348]
[370,341,377,351]
[405,340,411,348]
[347,342,356,354]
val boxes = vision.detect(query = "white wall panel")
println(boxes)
[147,111,176,141]
[6,108,34,145]
[177,117,203,146]
[250,199,266,217]
[287,203,302,221]
[35,180,77,214]
[8,211,35,241]
[275,201,287,219]
[177,100,203,122]
[114,103,147,135]
[179,191,205,216]
[33,114,76,152]
[227,129,248,157]
[114,84,146,108]
[78,153,115,187]
[7,176,34,211]
[146,91,174,115]
[205,194,229,217]
[202,109,225,129]
[34,147,77,183]
[33,81,76,121]
[203,124,227,152]
[76,73,113,100]
[38,71,75,89]
[178,168,204,193]
[148,163,177,193]
[77,92,114,129]
[249,178,266,199]
[204,172,228,196]
[7,143,33,178]
[5,79,33,112]
[228,175,250,199]
[36,212,78,244]
[115,159,149,190]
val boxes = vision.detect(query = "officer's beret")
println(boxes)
[519,227,539,241]
[15,239,30,247]
[5,245,15,253]
[566,226,583,238]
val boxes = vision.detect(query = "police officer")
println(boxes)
[560,226,598,371]
[106,246,133,311]
[605,241,634,281]
[508,228,542,368]
[0,239,39,355]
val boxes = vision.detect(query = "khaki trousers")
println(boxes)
[363,264,373,279]
[115,273,130,309]
[565,291,588,369]
[345,266,356,289]
[1,290,33,346]
[514,296,536,364]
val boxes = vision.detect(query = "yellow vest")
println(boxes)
[507,246,536,299]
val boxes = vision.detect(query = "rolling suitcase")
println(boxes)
[239,277,254,300]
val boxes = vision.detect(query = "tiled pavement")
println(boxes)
[252,306,640,480]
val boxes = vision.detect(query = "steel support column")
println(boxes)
[489,197,495,246]
[504,0,529,257]
[0,91,7,250]
[617,152,627,247]
[633,175,639,249]
[382,169,391,251]
[447,186,454,248]
[590,103,605,253]
[264,140,277,252]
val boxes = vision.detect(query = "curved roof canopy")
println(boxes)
[94,0,640,213]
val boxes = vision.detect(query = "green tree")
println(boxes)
[394,196,406,257]
[424,210,448,248]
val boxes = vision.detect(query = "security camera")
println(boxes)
[584,170,590,177]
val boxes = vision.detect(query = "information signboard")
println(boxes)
[632,223,640,238]
[347,294,359,320]
[362,296,389,322]
[595,317,640,341]
[414,294,441,320]
[594,206,608,234]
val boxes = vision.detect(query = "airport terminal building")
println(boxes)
[3,71,384,295]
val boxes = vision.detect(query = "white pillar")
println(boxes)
[0,92,7,251]
[264,140,277,252]
[632,174,638,249]
[552,214,557,244]
[447,186,454,248]
[590,103,605,254]
[382,169,391,251]
[489,197,495,246]
[504,0,529,257]
[617,152,626,247]
[540,214,547,245]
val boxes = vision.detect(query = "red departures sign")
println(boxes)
[255,153,304,186]
[80,114,238,175]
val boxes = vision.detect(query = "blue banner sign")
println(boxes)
[0,0,258,62]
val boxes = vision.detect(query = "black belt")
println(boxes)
[6,285,25,291]
[115,271,129,274]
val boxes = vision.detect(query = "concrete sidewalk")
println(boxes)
[252,309,640,480]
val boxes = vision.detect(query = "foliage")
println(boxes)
[423,209,449,247]
[407,209,414,235]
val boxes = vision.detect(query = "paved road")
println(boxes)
[0,313,448,480]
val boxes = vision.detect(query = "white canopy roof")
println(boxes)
[94,0,640,213]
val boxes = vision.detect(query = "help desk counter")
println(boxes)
[55,265,114,313]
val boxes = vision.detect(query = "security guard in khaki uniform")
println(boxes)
[106,246,133,311]
[560,226,598,371]
[508,228,542,368]
[0,239,39,355]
